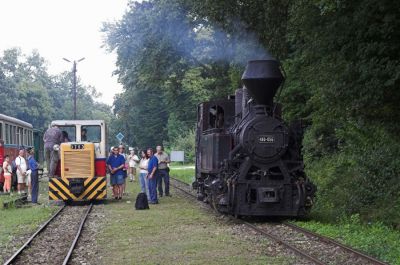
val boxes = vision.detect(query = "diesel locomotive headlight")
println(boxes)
[53,144,60,151]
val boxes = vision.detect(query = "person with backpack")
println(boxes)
[15,148,27,194]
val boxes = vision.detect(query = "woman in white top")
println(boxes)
[127,149,139,182]
[138,150,150,198]
[2,155,12,193]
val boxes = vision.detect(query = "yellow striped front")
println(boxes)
[48,176,107,201]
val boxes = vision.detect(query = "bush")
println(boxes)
[304,122,400,226]
[165,129,196,163]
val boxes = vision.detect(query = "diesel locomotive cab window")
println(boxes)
[59,126,76,142]
[209,105,224,129]
[82,126,101,142]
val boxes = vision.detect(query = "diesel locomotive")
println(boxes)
[193,59,316,217]
[48,120,108,201]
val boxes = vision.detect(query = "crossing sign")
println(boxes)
[116,132,124,142]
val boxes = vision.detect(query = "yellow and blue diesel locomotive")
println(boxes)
[48,120,108,201]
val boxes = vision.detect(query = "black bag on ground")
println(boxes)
[135,192,149,210]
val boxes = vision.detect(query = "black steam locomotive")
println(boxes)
[193,59,316,217]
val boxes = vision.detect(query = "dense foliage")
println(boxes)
[0,48,113,133]
[105,0,399,225]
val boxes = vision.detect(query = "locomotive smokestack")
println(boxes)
[241,60,284,106]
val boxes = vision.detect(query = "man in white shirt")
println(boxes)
[127,149,139,182]
[15,149,28,194]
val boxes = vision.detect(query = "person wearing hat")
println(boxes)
[27,147,40,204]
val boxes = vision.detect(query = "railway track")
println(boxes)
[170,177,388,265]
[1,195,28,209]
[4,204,93,265]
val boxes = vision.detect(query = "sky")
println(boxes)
[0,0,131,105]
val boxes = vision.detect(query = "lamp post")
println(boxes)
[63,57,85,120]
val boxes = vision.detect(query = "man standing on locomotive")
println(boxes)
[43,124,63,178]
[155,145,171,197]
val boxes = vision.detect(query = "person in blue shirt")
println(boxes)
[147,148,159,204]
[27,147,40,204]
[107,146,126,200]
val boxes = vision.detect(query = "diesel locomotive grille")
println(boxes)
[63,150,92,177]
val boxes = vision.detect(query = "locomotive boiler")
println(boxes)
[193,59,316,217]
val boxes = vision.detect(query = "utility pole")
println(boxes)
[63,57,85,120]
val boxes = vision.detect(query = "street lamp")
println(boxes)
[63,57,85,120]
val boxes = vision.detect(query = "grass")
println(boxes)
[95,179,294,264]
[293,214,400,265]
[0,179,59,263]
[0,193,20,209]
[170,165,400,265]
[169,164,195,184]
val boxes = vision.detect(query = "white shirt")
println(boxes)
[128,154,139,167]
[15,155,27,173]
[3,161,12,175]
[139,158,149,174]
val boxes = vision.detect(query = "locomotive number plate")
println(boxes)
[71,144,85,150]
[258,135,275,143]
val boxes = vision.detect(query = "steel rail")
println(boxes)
[4,205,66,265]
[2,195,28,209]
[62,203,93,265]
[170,176,191,186]
[283,222,388,265]
[169,177,388,265]
[169,178,326,264]
[242,221,326,265]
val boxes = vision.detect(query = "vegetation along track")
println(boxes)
[4,204,93,265]
[170,177,388,265]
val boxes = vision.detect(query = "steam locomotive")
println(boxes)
[193,59,316,217]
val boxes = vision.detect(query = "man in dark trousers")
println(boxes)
[155,145,171,197]
[147,148,158,204]
[27,147,40,204]
[43,124,63,177]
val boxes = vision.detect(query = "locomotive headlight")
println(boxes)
[53,144,60,151]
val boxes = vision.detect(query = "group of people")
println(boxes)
[1,147,40,204]
[107,145,170,204]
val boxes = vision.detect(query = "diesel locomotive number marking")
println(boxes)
[259,135,275,143]
[71,144,85,150]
